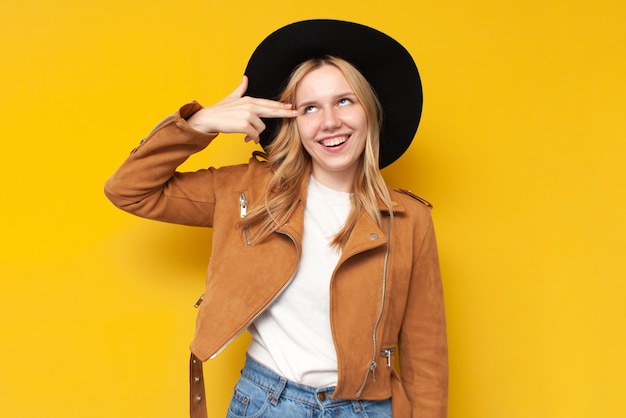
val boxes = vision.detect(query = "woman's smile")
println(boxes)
[318,134,350,147]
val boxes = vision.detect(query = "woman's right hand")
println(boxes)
[187,76,298,143]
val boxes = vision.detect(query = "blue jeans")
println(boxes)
[226,355,392,418]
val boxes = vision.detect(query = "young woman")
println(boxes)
[105,19,447,418]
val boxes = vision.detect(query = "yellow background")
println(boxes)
[1,1,624,417]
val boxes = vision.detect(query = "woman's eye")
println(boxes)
[304,105,317,114]
[338,98,353,106]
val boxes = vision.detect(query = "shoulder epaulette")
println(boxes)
[251,150,269,162]
[395,188,433,208]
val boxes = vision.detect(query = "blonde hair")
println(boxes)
[242,56,393,247]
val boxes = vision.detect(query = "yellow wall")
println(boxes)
[1,1,624,417]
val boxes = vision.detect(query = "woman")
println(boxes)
[105,19,447,418]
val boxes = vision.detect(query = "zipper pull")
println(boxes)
[381,348,396,367]
[239,192,247,218]
[356,360,378,397]
[369,360,377,382]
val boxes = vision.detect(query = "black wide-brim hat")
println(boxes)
[244,19,422,169]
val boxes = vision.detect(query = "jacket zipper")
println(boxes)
[197,193,251,308]
[381,347,396,367]
[355,215,392,397]
[239,192,248,218]
[209,229,300,360]
[239,192,252,245]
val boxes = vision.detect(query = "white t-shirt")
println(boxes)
[247,176,352,387]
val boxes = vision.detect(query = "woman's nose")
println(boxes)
[321,108,341,129]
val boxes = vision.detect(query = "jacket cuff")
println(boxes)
[178,101,204,120]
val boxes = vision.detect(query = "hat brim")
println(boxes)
[244,19,422,169]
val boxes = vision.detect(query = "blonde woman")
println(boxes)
[105,19,447,418]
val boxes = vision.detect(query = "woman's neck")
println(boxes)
[310,167,355,192]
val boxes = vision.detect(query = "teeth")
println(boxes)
[321,136,347,147]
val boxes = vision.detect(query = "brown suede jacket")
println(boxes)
[104,102,448,418]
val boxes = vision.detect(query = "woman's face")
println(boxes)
[294,64,368,191]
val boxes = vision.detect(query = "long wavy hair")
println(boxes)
[241,55,393,248]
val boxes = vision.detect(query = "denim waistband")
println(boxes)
[242,355,358,409]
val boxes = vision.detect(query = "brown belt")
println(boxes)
[190,354,207,418]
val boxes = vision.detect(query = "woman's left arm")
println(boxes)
[399,214,448,418]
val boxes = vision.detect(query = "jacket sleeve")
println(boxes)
[399,213,448,418]
[104,102,220,227]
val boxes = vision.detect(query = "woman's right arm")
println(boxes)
[103,101,221,226]
[104,77,297,227]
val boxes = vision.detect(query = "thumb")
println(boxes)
[228,75,248,98]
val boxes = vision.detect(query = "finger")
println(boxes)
[257,106,299,119]
[228,76,248,98]
[237,95,293,110]
[236,118,265,143]
[245,100,298,119]
[250,116,266,135]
